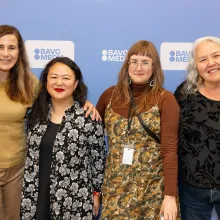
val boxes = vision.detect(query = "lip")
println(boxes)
[54,88,64,92]
[207,68,220,73]
[134,73,144,76]
[0,59,11,62]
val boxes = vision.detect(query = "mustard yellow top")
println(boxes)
[0,76,39,168]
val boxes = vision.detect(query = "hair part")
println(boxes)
[113,40,164,112]
[28,57,88,127]
[0,24,36,104]
[182,36,220,96]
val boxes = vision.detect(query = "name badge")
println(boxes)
[122,147,134,165]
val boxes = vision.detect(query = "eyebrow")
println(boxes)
[0,44,17,47]
[130,58,151,61]
[197,51,220,59]
[49,73,71,76]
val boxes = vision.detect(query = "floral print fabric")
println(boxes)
[101,99,165,220]
[20,101,106,220]
[174,83,220,188]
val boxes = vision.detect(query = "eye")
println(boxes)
[214,54,220,58]
[142,61,150,66]
[9,46,16,50]
[130,60,137,65]
[199,59,206,63]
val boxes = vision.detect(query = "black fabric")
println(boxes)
[36,121,60,220]
[174,83,220,189]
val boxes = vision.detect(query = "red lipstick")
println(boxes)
[54,88,64,92]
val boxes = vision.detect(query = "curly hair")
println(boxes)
[182,36,220,96]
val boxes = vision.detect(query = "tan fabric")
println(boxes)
[0,162,24,220]
[0,75,39,168]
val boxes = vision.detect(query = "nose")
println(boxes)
[207,58,215,66]
[136,62,142,71]
[56,77,63,85]
[1,48,9,56]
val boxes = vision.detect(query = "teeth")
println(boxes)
[208,69,220,73]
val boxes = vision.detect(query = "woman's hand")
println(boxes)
[83,100,102,121]
[93,195,101,217]
[160,195,177,220]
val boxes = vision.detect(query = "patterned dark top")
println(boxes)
[20,101,106,220]
[174,83,220,189]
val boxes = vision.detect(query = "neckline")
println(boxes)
[108,103,159,120]
[130,82,147,98]
[50,121,60,126]
[198,91,220,102]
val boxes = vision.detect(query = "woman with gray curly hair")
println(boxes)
[174,36,220,220]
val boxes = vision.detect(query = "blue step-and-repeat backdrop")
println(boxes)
[1,0,219,219]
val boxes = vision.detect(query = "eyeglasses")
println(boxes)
[128,59,153,69]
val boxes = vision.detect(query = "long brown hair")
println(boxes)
[0,25,36,104]
[113,40,164,112]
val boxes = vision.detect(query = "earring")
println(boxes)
[150,80,154,87]
[128,77,132,85]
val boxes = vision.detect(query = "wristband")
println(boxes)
[93,191,101,197]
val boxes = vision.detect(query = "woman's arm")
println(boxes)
[159,91,180,219]
[96,86,114,121]
[160,91,180,196]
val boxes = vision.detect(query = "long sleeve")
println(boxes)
[89,120,106,192]
[159,91,180,196]
[96,86,114,121]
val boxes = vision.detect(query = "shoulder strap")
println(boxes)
[130,90,160,144]
[137,113,160,144]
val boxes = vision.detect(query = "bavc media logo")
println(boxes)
[34,48,61,60]
[102,49,128,62]
[160,42,193,70]
[25,40,74,68]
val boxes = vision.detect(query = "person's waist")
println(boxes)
[179,176,220,190]
[0,156,26,168]
[0,144,26,168]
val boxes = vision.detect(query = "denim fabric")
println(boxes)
[179,181,220,220]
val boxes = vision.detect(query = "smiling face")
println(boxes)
[46,62,78,103]
[196,40,220,85]
[128,54,153,84]
[0,34,19,74]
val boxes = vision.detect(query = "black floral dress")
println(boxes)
[20,101,106,220]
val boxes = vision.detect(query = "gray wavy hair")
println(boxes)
[183,36,220,95]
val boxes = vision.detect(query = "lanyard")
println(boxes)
[127,91,136,134]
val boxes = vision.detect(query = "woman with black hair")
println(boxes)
[20,57,106,220]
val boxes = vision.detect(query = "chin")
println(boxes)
[134,81,148,85]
